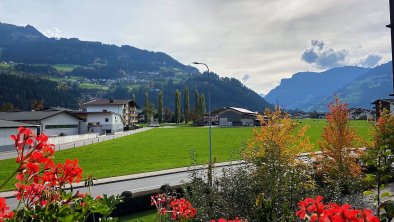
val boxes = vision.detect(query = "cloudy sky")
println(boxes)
[0,0,391,94]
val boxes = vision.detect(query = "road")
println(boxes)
[1,162,238,209]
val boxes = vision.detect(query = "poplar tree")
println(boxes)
[194,90,200,114]
[175,90,181,124]
[200,94,206,114]
[144,92,149,123]
[184,88,190,123]
[158,91,163,123]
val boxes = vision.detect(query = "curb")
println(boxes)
[0,161,244,199]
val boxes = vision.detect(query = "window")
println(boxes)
[45,125,78,129]
[105,118,109,122]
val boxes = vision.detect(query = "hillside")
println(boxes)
[311,62,393,111]
[0,22,272,112]
[265,66,370,111]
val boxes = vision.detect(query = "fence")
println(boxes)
[48,133,99,145]
[53,127,153,151]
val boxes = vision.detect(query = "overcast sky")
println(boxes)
[0,0,391,94]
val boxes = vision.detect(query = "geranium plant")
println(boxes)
[296,196,380,222]
[0,127,121,221]
[151,192,196,221]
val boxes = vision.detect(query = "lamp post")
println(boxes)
[192,61,213,186]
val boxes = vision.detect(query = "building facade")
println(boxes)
[84,99,138,126]
[86,112,124,134]
[209,107,257,126]
[0,111,81,136]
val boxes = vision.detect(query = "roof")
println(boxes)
[84,99,135,106]
[371,99,394,104]
[0,119,38,128]
[0,111,78,121]
[212,107,256,115]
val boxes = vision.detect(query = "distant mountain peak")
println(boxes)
[0,22,47,42]
[265,66,371,111]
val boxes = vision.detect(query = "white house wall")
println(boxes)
[87,113,124,134]
[86,105,124,115]
[0,127,38,147]
[41,112,80,136]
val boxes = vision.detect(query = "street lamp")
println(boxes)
[192,61,213,186]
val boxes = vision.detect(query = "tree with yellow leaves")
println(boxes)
[318,98,363,196]
[244,107,314,220]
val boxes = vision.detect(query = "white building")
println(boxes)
[0,120,39,147]
[84,99,138,126]
[0,111,81,136]
[86,112,123,134]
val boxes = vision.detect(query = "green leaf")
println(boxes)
[365,174,376,182]
[381,192,392,198]
[363,190,374,196]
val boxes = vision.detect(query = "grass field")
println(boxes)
[119,210,157,222]
[79,82,109,90]
[0,119,374,191]
[53,64,80,72]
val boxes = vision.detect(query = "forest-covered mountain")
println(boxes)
[265,62,393,112]
[265,66,370,111]
[311,62,393,111]
[0,22,272,112]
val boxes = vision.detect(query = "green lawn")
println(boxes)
[0,63,11,69]
[79,82,109,90]
[0,127,252,191]
[53,64,80,72]
[119,210,157,222]
[0,120,374,191]
[297,119,373,150]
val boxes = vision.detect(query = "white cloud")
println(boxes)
[301,40,349,69]
[0,0,391,94]
[43,27,61,39]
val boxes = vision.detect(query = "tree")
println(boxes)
[244,107,313,220]
[144,92,149,123]
[184,88,190,123]
[174,90,181,124]
[31,99,44,111]
[0,102,16,111]
[318,98,362,194]
[158,91,163,123]
[200,94,206,114]
[194,90,200,114]
[364,109,394,217]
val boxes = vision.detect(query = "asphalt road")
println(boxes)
[2,163,233,209]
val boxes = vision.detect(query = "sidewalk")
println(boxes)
[0,161,243,198]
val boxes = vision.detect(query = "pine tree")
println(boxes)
[144,92,149,123]
[158,91,163,123]
[184,88,190,123]
[175,90,181,124]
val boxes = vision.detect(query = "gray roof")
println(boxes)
[84,99,133,106]
[0,119,38,128]
[371,99,394,104]
[0,111,75,121]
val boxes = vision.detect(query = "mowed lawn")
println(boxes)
[0,120,374,191]
[296,119,373,150]
[0,127,253,191]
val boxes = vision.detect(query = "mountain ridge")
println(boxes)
[265,66,371,111]
[0,22,272,112]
